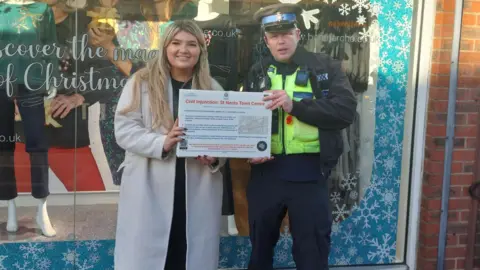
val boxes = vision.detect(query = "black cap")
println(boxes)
[253,3,302,33]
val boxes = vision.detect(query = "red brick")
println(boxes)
[463,14,478,26]
[436,12,456,25]
[450,185,467,197]
[455,126,478,138]
[459,234,468,245]
[438,0,455,11]
[467,113,479,125]
[423,246,439,258]
[457,258,466,269]
[457,89,477,101]
[449,198,472,209]
[432,50,453,63]
[445,259,456,269]
[459,63,475,76]
[466,138,477,148]
[459,51,480,63]
[426,149,446,161]
[421,221,441,234]
[447,222,469,234]
[458,76,480,88]
[474,64,480,75]
[475,40,480,51]
[457,102,480,113]
[435,25,454,38]
[429,99,448,112]
[429,87,449,100]
[464,163,475,172]
[445,246,467,257]
[427,199,442,210]
[425,174,445,185]
[446,233,459,246]
[431,63,451,75]
[428,113,467,125]
[433,39,443,49]
[423,234,440,246]
[465,1,480,12]
[459,211,471,222]
[461,39,476,50]
[451,174,475,185]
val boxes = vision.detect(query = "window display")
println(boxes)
[0,0,417,268]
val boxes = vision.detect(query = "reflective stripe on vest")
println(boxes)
[267,65,320,155]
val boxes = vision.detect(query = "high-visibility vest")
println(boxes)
[267,65,321,155]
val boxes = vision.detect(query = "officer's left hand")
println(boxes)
[263,90,293,113]
[196,155,217,166]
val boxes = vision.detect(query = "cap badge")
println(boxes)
[276,13,283,22]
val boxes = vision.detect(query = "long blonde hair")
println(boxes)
[120,20,212,130]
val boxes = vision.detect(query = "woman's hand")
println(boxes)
[163,119,184,152]
[196,156,217,166]
[51,94,85,119]
[247,156,274,165]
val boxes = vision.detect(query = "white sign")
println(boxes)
[177,89,272,158]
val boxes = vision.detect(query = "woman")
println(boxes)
[113,20,225,270]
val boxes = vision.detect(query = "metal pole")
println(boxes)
[436,0,464,268]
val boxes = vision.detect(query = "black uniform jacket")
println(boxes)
[243,46,357,172]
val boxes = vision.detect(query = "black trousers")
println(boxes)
[246,170,332,270]
[164,158,187,270]
[0,85,49,200]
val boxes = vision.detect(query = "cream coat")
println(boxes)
[113,76,226,270]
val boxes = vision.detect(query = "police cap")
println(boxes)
[253,3,302,33]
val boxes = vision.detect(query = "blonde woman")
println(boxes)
[113,20,225,270]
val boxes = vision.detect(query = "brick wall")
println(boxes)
[418,0,480,269]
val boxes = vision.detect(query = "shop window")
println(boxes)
[0,0,415,268]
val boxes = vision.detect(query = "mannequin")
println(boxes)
[194,0,218,22]
[0,0,59,237]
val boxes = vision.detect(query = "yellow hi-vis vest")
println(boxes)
[267,65,321,155]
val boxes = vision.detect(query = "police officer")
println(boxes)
[243,3,357,270]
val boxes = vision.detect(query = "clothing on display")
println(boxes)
[15,10,123,149]
[0,85,49,200]
[0,2,60,201]
[13,10,123,193]
[196,15,239,91]
[0,2,60,95]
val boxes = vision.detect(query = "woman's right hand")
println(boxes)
[163,119,185,152]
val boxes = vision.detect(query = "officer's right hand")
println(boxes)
[247,156,274,165]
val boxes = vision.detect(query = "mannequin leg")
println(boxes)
[36,197,56,237]
[6,200,18,232]
[16,86,55,237]
[227,215,238,236]
[0,88,19,230]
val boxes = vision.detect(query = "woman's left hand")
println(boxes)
[196,156,217,166]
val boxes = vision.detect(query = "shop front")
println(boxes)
[0,0,432,268]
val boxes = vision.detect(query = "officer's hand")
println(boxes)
[263,90,293,113]
[247,156,274,165]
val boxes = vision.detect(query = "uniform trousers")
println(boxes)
[0,85,49,200]
[246,167,332,270]
[164,157,187,270]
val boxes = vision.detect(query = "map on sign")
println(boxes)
[238,116,269,135]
